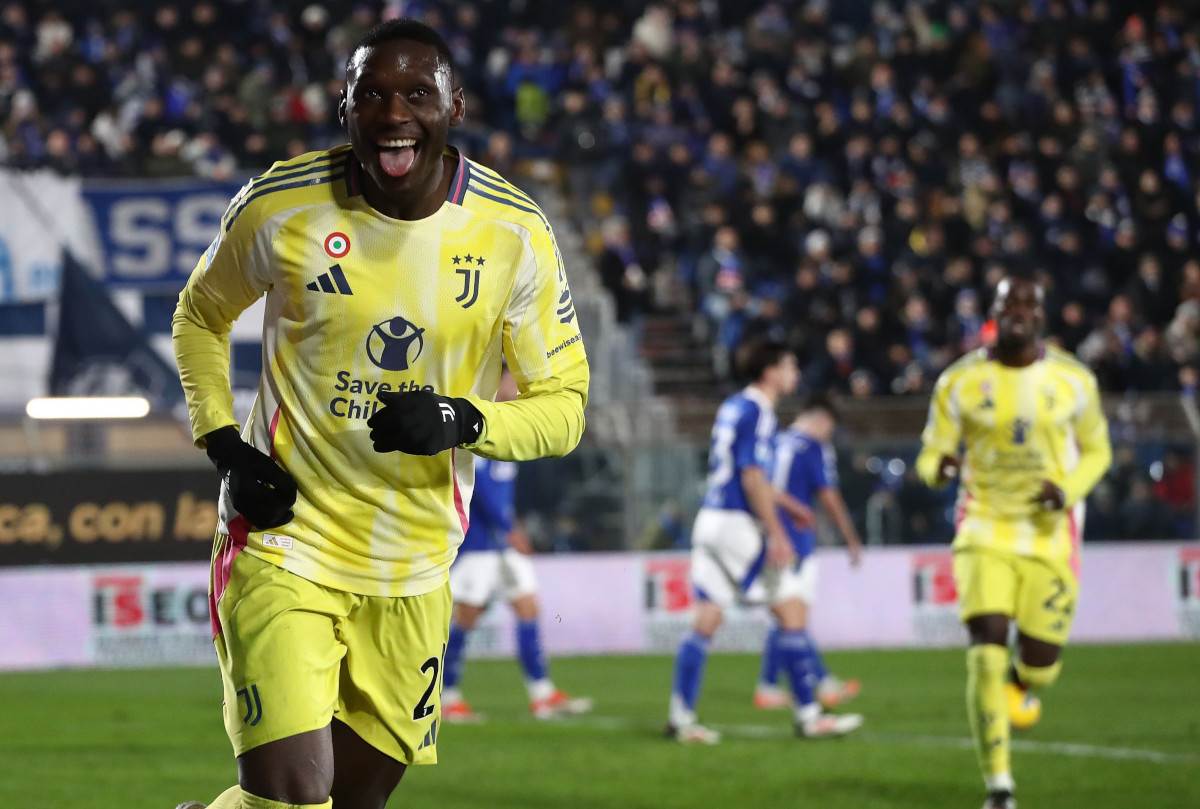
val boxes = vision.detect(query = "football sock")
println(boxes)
[967,644,1011,787]
[443,622,468,691]
[207,787,333,809]
[528,677,556,702]
[516,619,548,683]
[757,624,781,686]
[1014,658,1061,690]
[777,630,818,709]
[671,632,711,713]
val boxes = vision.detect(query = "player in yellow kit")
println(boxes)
[917,276,1110,809]
[170,20,587,809]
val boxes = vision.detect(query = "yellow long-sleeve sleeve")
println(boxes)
[1060,373,1111,506]
[917,368,963,488]
[467,361,587,460]
[172,222,269,446]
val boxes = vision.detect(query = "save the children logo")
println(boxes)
[367,315,425,371]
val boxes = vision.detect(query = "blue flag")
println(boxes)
[50,251,181,408]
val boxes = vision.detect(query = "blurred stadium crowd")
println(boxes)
[6,1,1200,396]
[2,0,1199,542]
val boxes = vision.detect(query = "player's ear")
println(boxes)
[338,87,348,129]
[449,86,466,127]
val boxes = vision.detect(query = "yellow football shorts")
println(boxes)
[952,545,1078,646]
[212,549,451,764]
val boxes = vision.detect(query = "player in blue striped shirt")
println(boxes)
[441,368,592,722]
[753,394,865,713]
[667,339,862,743]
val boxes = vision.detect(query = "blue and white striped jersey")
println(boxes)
[459,457,517,554]
[772,428,838,557]
[701,386,777,513]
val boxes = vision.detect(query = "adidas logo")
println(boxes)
[307,264,353,295]
[418,719,438,750]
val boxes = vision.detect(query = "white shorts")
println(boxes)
[690,508,810,609]
[746,555,818,606]
[449,548,538,607]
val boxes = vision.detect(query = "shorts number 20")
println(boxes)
[412,652,441,721]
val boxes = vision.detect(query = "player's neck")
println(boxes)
[360,152,454,220]
[748,382,779,407]
[993,340,1041,368]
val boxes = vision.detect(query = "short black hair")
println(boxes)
[798,392,839,422]
[346,19,458,85]
[735,337,793,383]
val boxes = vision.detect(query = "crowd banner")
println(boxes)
[1,542,1195,671]
[0,470,219,566]
[82,178,244,291]
[0,169,102,302]
[0,172,253,299]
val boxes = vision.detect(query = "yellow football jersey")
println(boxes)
[173,146,588,597]
[916,346,1111,561]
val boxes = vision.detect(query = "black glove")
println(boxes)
[368,390,484,455]
[204,426,298,529]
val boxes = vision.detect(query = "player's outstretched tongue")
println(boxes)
[380,146,416,177]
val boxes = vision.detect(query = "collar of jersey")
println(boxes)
[742,384,774,411]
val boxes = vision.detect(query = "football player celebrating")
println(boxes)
[172,19,587,809]
[917,275,1111,809]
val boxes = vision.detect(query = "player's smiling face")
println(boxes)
[993,277,1044,347]
[340,38,465,216]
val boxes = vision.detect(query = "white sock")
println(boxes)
[669,693,696,727]
[794,702,821,725]
[443,686,463,705]
[985,773,1016,793]
[528,678,555,702]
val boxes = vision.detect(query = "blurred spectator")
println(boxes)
[1153,447,1196,536]
[695,224,748,378]
[1125,254,1177,329]
[1051,301,1091,353]
[805,328,857,395]
[598,216,650,352]
[1120,477,1177,540]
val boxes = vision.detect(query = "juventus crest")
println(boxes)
[452,253,486,308]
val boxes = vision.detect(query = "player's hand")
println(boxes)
[204,426,297,529]
[368,390,484,455]
[937,455,961,484]
[847,540,863,568]
[766,531,796,569]
[508,524,533,555]
[1032,480,1066,511]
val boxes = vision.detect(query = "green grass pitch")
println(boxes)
[1,644,1196,808]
